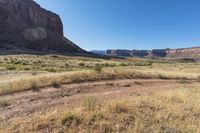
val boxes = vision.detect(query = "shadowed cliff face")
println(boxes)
[0,0,85,54]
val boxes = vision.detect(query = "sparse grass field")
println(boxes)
[1,55,200,132]
[0,55,200,95]
[1,85,200,133]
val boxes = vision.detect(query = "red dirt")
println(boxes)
[0,79,199,120]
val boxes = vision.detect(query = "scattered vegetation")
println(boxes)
[3,87,200,132]
[0,55,200,94]
[1,55,200,132]
[0,66,199,95]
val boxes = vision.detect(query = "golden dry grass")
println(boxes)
[0,67,199,95]
[2,87,200,133]
[1,55,200,95]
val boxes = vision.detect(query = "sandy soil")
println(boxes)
[0,79,199,120]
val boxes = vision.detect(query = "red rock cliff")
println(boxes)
[0,0,85,54]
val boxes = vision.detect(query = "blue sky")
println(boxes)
[36,0,200,50]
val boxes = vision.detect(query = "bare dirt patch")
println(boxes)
[0,79,199,120]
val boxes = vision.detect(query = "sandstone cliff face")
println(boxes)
[0,0,85,54]
[166,47,200,58]
[107,47,200,58]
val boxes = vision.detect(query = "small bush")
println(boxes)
[110,102,128,113]
[94,64,102,73]
[79,62,85,67]
[65,63,69,67]
[120,63,128,66]
[45,68,57,73]
[24,67,31,71]
[6,65,16,70]
[52,81,61,88]
[82,96,99,111]
[103,63,109,67]
[61,112,81,127]
[157,74,170,79]
[31,82,40,92]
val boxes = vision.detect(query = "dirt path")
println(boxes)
[0,79,199,120]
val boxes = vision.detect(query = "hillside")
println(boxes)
[0,0,86,55]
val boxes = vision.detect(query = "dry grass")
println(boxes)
[2,55,200,132]
[1,55,200,95]
[0,67,199,95]
[2,87,200,133]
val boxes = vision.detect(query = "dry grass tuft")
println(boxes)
[81,96,100,111]
[61,112,82,127]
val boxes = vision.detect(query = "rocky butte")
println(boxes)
[107,47,200,58]
[0,0,86,55]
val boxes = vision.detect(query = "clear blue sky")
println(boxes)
[36,0,200,50]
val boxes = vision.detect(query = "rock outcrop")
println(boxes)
[107,49,151,57]
[0,0,85,54]
[107,47,200,58]
[166,47,200,58]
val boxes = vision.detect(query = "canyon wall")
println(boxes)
[0,0,85,54]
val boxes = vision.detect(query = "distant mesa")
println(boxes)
[0,0,86,55]
[90,50,107,55]
[92,47,200,58]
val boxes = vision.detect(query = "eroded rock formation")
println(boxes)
[0,0,85,54]
[107,47,200,58]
